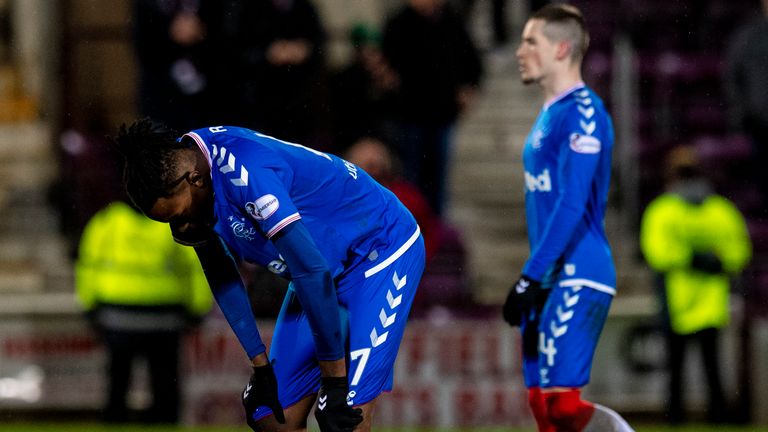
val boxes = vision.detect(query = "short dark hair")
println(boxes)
[532,4,590,63]
[111,118,192,212]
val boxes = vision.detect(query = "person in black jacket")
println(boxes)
[224,0,327,146]
[133,0,225,131]
[382,0,483,215]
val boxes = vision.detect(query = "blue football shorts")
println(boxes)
[521,277,615,389]
[254,228,425,419]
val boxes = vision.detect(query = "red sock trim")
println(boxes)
[528,387,555,432]
[543,389,595,432]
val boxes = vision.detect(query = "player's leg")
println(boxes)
[336,234,426,429]
[538,282,634,431]
[253,287,322,431]
[543,388,634,431]
[582,401,635,432]
[250,395,316,432]
[528,386,555,432]
[520,305,554,432]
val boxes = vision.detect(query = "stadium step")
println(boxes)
[0,122,72,294]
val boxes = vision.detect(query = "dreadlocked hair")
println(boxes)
[111,118,192,212]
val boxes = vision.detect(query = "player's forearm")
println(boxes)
[194,239,266,359]
[273,222,346,362]
[524,199,585,279]
[290,270,345,361]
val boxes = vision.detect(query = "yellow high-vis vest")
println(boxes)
[640,193,751,335]
[76,201,211,317]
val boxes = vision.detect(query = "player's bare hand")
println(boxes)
[243,361,286,429]
[314,377,363,432]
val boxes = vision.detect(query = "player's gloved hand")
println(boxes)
[314,376,363,432]
[502,274,542,327]
[691,251,723,274]
[242,362,286,429]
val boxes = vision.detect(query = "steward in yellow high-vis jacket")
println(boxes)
[640,145,751,423]
[76,200,211,424]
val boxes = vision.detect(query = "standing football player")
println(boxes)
[502,4,634,431]
[113,120,425,432]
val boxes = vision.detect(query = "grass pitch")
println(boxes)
[0,424,765,432]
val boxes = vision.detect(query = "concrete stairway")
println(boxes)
[0,122,72,299]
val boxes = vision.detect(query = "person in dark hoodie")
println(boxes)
[382,0,483,215]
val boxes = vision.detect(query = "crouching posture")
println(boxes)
[114,120,425,431]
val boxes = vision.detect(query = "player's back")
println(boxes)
[184,126,417,278]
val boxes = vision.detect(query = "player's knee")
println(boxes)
[545,390,594,431]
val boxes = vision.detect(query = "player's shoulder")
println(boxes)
[187,125,255,145]
[558,86,607,114]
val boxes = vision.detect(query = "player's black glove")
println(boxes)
[691,251,723,274]
[242,362,286,429]
[502,274,542,327]
[314,377,363,432]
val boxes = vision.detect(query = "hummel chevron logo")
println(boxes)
[515,279,530,294]
[551,321,568,337]
[577,97,592,105]
[386,290,402,308]
[211,145,249,186]
[392,272,407,290]
[577,105,594,118]
[379,309,396,328]
[370,328,388,347]
[215,146,227,166]
[579,120,596,135]
[243,383,252,398]
[556,305,574,322]
[577,89,589,97]
[318,394,327,410]
[563,291,580,308]
[231,166,249,186]
[220,153,236,174]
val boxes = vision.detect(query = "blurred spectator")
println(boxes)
[452,0,509,49]
[724,0,768,205]
[133,0,225,131]
[382,0,483,215]
[640,145,752,424]
[53,126,123,257]
[76,200,212,424]
[224,0,327,146]
[345,137,469,313]
[329,23,400,152]
[345,137,441,261]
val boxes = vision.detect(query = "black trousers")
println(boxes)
[102,330,181,424]
[667,327,727,423]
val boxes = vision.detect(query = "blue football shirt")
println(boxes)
[521,84,616,291]
[183,126,417,287]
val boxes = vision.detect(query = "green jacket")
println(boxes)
[76,201,211,318]
[640,193,751,334]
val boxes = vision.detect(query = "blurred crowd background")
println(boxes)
[0,0,767,428]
